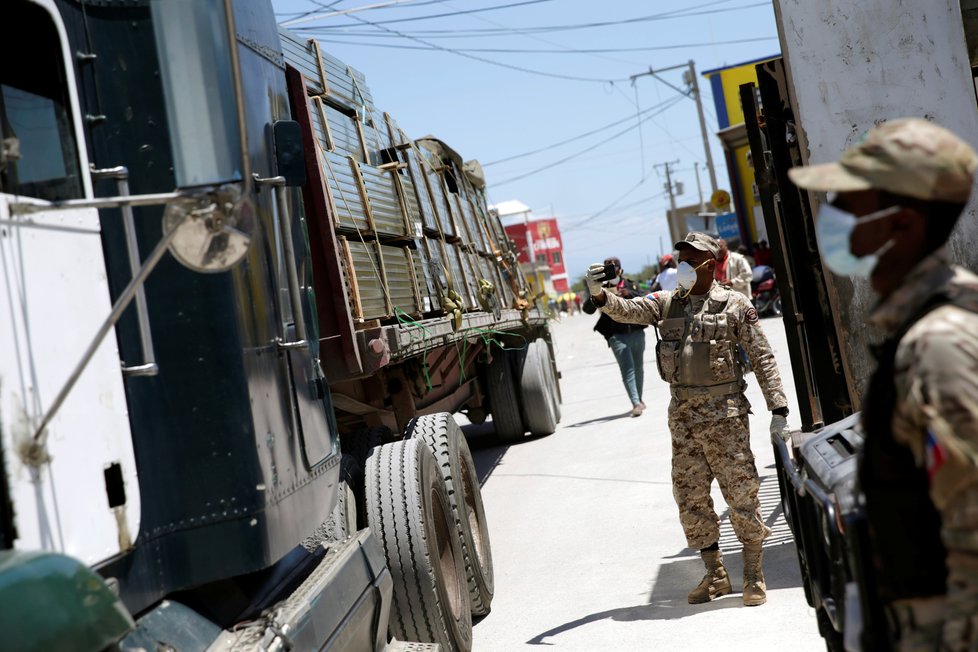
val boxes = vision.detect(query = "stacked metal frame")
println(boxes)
[283,31,526,326]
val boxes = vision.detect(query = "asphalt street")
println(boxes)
[464,310,827,652]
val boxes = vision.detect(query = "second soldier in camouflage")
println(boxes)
[586,232,791,607]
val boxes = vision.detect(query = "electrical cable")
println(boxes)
[565,175,664,231]
[279,0,350,23]
[303,35,780,54]
[341,9,633,83]
[291,0,556,28]
[490,95,684,186]
[302,1,770,36]
[484,96,680,167]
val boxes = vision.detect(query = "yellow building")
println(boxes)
[702,55,780,247]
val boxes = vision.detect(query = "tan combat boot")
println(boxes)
[742,542,767,606]
[687,549,732,604]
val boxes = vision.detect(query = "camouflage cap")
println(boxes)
[675,232,720,259]
[788,118,978,203]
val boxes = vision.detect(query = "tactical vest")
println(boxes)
[859,296,951,602]
[653,290,743,391]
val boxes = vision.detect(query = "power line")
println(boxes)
[290,0,556,28]
[282,0,437,26]
[484,96,681,167]
[566,174,664,230]
[307,35,780,54]
[491,95,684,186]
[340,9,632,83]
[278,0,452,16]
[302,1,770,36]
[280,0,349,23]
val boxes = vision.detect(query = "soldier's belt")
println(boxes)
[884,596,946,635]
[670,381,743,401]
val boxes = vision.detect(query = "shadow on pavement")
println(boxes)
[525,542,805,645]
[462,421,555,486]
[566,411,633,428]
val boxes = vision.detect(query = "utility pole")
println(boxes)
[629,60,718,196]
[684,60,718,194]
[655,160,681,213]
[694,162,705,212]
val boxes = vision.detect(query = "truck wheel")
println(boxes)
[365,439,472,652]
[341,425,389,469]
[540,340,561,423]
[520,339,558,436]
[485,349,524,442]
[408,413,495,616]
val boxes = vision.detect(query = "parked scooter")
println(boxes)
[751,265,782,317]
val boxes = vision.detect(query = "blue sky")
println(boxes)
[272,0,781,282]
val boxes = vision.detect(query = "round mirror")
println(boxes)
[163,194,256,273]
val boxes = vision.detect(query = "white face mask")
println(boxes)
[816,203,899,278]
[676,259,710,298]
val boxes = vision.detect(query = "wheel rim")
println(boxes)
[431,486,465,622]
[460,452,490,576]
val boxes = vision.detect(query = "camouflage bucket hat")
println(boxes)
[788,118,978,203]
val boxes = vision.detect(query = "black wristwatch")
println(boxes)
[772,407,789,417]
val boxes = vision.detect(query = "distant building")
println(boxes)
[703,54,781,249]
[490,201,568,294]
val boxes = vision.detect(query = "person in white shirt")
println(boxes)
[652,254,678,292]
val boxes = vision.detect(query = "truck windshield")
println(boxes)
[0,1,82,201]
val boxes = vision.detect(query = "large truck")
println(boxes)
[736,1,978,649]
[0,1,560,650]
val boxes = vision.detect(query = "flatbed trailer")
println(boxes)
[0,2,560,651]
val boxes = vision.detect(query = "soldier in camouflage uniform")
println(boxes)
[790,118,978,652]
[586,233,791,607]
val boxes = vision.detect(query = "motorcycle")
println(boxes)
[751,265,782,317]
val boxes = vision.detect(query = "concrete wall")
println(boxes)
[775,0,978,391]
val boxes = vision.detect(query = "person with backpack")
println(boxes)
[582,256,648,417]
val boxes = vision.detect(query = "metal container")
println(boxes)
[279,29,374,110]
[339,237,389,321]
[383,245,422,318]
[322,152,370,233]
[357,163,407,239]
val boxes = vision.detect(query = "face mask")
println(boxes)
[676,259,711,298]
[816,203,900,278]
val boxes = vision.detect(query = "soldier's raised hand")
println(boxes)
[586,263,609,298]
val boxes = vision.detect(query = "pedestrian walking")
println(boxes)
[586,233,791,606]
[790,117,978,651]
[582,256,648,417]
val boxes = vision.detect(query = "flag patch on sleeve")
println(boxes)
[925,430,946,480]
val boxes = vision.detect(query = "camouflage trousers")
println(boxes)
[668,400,771,550]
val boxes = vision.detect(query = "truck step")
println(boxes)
[385,640,441,652]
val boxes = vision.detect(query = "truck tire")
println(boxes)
[365,439,472,652]
[540,340,561,424]
[407,413,495,616]
[519,339,558,436]
[485,349,524,442]
[341,425,389,469]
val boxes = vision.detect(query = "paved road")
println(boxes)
[465,311,827,651]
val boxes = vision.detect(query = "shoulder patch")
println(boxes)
[745,307,759,324]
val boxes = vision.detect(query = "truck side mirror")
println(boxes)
[273,120,307,187]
